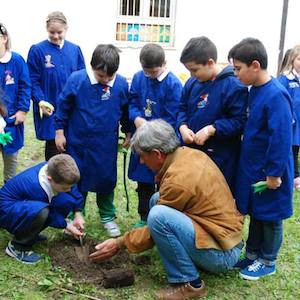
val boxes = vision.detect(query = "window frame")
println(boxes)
[115,0,177,48]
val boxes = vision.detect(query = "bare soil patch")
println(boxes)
[48,237,135,288]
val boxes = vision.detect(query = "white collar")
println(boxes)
[87,66,116,87]
[285,69,300,80]
[156,68,169,82]
[0,51,12,63]
[48,39,65,49]
[38,164,56,202]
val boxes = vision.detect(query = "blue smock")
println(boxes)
[128,70,182,183]
[27,40,85,140]
[0,52,31,153]
[0,162,84,234]
[235,78,293,221]
[278,73,300,146]
[55,69,131,194]
[177,66,248,192]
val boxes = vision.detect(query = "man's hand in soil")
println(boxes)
[73,212,85,232]
[89,238,119,262]
[66,222,84,240]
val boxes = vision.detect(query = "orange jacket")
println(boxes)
[120,147,243,253]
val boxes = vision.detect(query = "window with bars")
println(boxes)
[116,0,176,47]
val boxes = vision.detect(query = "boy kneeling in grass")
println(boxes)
[0,154,85,264]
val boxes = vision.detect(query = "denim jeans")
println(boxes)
[245,217,283,266]
[147,192,242,283]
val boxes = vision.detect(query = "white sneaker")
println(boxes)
[103,221,121,237]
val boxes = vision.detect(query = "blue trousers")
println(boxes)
[148,192,242,283]
[245,217,283,266]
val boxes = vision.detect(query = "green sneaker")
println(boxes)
[133,220,147,228]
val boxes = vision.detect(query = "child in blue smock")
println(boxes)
[128,43,182,227]
[178,36,248,193]
[278,45,300,190]
[55,44,131,238]
[0,154,85,264]
[27,11,85,161]
[0,23,31,182]
[229,38,293,280]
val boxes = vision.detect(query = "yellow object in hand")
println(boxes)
[38,101,54,118]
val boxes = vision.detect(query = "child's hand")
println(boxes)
[40,105,53,117]
[266,176,282,189]
[65,222,84,240]
[122,132,131,148]
[73,212,85,232]
[134,117,147,128]
[179,125,195,144]
[194,125,216,145]
[55,130,66,152]
[10,110,27,125]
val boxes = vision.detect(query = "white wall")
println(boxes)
[1,0,299,79]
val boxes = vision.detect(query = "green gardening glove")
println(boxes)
[252,181,268,194]
[0,132,13,146]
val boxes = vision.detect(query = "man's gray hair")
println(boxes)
[131,119,180,154]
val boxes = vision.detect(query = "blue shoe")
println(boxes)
[5,241,42,264]
[233,257,255,269]
[239,260,276,280]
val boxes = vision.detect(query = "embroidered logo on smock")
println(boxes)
[45,55,55,68]
[101,86,111,100]
[5,71,14,85]
[144,98,156,117]
[289,82,299,88]
[197,93,209,108]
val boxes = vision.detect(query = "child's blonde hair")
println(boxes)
[46,11,68,28]
[282,45,300,75]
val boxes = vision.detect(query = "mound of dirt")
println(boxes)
[48,237,134,288]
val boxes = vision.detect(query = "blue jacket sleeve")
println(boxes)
[265,91,293,177]
[214,84,248,137]
[54,74,77,130]
[177,78,196,129]
[119,80,134,133]
[47,186,84,228]
[47,211,68,229]
[161,77,182,128]
[27,45,45,103]
[128,74,143,122]
[76,46,86,70]
[16,56,31,112]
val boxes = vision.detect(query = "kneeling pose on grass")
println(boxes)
[0,154,85,264]
[90,119,244,300]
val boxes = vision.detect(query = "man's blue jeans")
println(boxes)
[245,217,282,266]
[147,192,242,283]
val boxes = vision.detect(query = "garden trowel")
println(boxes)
[75,235,89,263]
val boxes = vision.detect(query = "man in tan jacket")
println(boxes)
[90,119,244,300]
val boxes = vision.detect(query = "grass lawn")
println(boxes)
[0,111,299,299]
